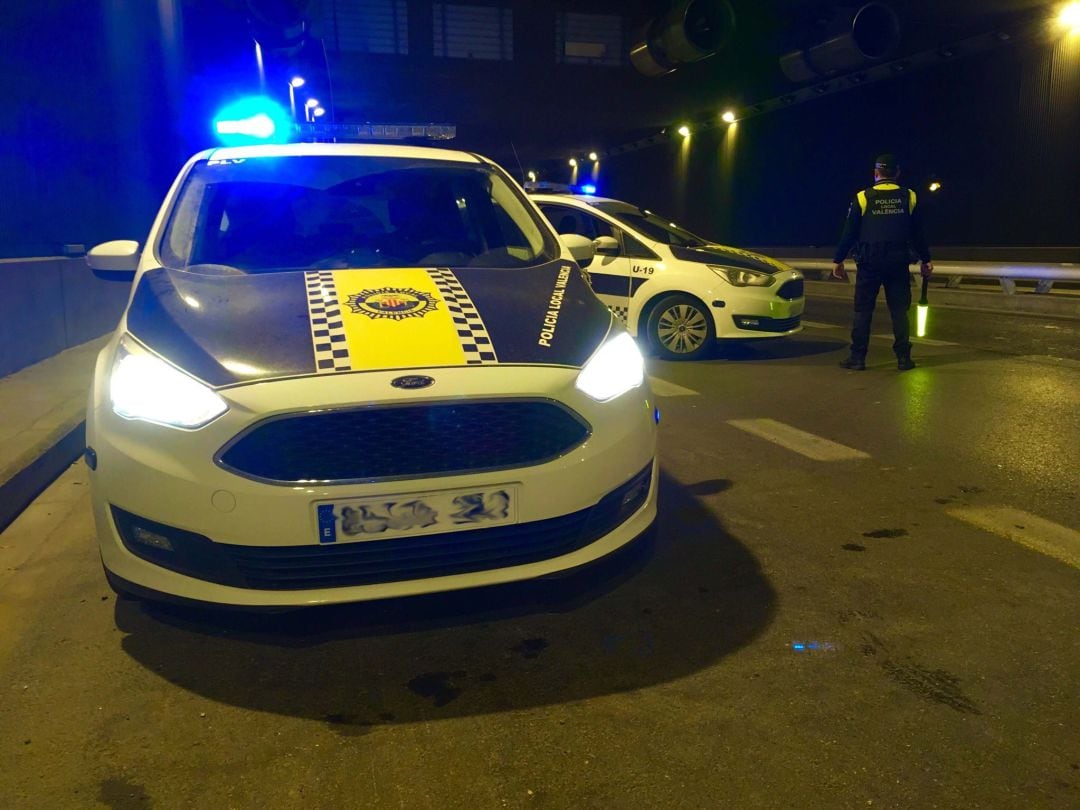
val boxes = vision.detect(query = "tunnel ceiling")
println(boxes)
[301,0,1062,161]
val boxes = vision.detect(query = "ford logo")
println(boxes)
[391,375,435,390]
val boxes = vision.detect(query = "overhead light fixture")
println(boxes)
[588,151,599,161]
[526,170,538,182]
[1059,2,1080,34]
[313,106,326,117]
[305,98,319,108]
[677,125,691,137]
[289,76,305,88]
[928,181,942,192]
[568,157,578,167]
[721,110,736,123]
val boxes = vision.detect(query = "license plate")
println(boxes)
[315,485,518,544]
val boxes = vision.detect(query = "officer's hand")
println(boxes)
[920,261,934,278]
[831,261,848,282]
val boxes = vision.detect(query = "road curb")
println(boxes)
[0,420,86,534]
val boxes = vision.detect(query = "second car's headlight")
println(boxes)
[110,338,227,428]
[575,332,645,402]
[709,265,776,287]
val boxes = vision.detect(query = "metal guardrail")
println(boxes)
[781,259,1080,295]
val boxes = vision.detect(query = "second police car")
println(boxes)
[531,190,805,360]
[85,142,657,609]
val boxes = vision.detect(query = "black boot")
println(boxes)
[896,352,916,371]
[839,354,866,370]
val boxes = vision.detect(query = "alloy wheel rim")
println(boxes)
[656,304,708,353]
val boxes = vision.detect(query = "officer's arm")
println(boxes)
[908,190,932,263]
[832,197,862,263]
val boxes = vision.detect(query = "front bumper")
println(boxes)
[88,362,658,607]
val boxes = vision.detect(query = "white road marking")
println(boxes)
[872,333,958,347]
[727,419,870,461]
[802,321,843,330]
[647,376,699,397]
[947,507,1080,570]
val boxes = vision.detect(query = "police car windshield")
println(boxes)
[159,156,557,273]
[590,202,709,247]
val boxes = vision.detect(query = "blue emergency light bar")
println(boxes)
[213,97,291,145]
[579,184,597,195]
[294,122,457,141]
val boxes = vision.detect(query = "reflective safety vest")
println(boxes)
[853,182,918,262]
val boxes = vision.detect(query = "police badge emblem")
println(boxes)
[346,287,440,320]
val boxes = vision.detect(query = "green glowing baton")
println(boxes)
[916,276,929,337]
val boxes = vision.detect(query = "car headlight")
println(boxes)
[110,338,227,428]
[575,332,645,402]
[709,265,776,287]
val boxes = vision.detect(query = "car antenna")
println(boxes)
[509,141,525,183]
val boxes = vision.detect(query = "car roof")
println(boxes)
[201,142,486,164]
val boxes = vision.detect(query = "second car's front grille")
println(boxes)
[217,400,591,484]
[777,279,804,300]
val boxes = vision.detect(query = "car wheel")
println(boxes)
[646,294,714,360]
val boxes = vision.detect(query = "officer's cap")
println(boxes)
[874,154,899,173]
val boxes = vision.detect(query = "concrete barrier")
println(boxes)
[0,257,129,378]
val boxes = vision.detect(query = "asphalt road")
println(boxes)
[1,299,1078,809]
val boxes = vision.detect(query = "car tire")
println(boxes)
[646,294,715,361]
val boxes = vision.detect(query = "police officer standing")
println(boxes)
[832,154,933,371]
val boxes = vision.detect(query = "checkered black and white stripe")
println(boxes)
[609,305,630,325]
[305,271,351,373]
[427,269,498,364]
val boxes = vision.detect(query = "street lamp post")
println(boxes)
[287,76,305,122]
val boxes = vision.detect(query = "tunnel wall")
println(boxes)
[600,36,1080,251]
[0,259,128,378]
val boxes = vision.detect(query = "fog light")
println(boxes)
[132,526,174,551]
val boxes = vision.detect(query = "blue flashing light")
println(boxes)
[580,184,597,195]
[213,96,291,146]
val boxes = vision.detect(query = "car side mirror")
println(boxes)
[559,234,596,265]
[593,236,619,256]
[87,240,140,281]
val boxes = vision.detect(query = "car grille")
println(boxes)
[733,315,802,332]
[218,400,591,484]
[777,279,804,300]
[110,463,652,590]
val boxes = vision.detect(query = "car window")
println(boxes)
[539,204,614,240]
[590,201,710,247]
[621,231,657,259]
[159,156,557,273]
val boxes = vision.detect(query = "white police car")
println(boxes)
[85,142,657,609]
[531,192,805,360]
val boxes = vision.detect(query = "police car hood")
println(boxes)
[125,262,611,387]
[669,244,794,274]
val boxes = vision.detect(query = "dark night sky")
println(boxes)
[0,0,1075,256]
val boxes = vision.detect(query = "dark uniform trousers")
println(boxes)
[851,261,911,357]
